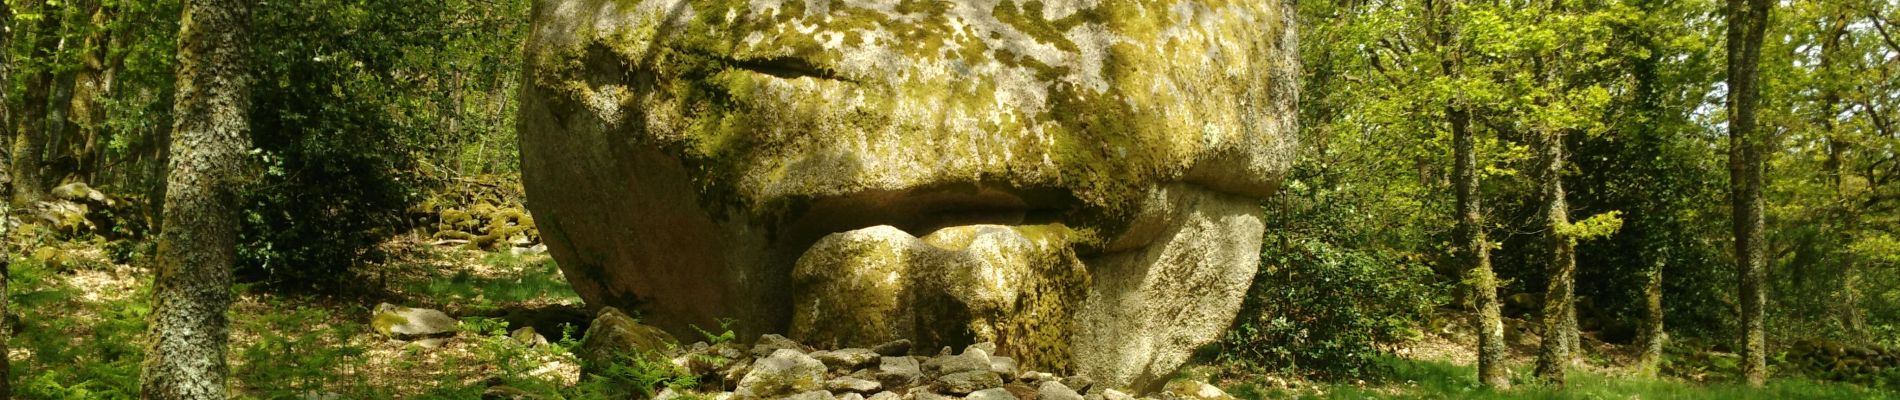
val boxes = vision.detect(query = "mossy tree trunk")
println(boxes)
[1451,103,1510,390]
[1638,259,1666,375]
[1,0,13,158]
[1724,0,1771,386]
[0,3,13,396]
[138,0,253,397]
[58,0,117,184]
[11,0,63,206]
[1533,126,1579,386]
[41,0,97,184]
[1435,0,1509,383]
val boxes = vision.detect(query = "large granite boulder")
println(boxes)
[518,0,1297,390]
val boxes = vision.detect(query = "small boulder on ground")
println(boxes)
[827,376,882,393]
[737,349,829,398]
[966,387,1019,400]
[813,348,881,370]
[923,347,991,377]
[510,326,548,346]
[753,334,810,357]
[481,385,544,400]
[372,303,459,341]
[876,356,923,388]
[576,306,678,372]
[1039,381,1085,400]
[871,339,912,356]
[934,370,1003,395]
[1162,380,1235,400]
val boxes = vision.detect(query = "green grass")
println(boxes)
[398,252,580,314]
[5,240,598,399]
[1225,357,1896,400]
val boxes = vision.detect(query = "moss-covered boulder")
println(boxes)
[577,306,679,373]
[372,303,460,340]
[736,349,829,398]
[519,0,1297,390]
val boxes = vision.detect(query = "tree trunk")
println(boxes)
[1435,1,1510,378]
[2,0,14,164]
[1638,258,1666,375]
[1815,16,1866,342]
[138,0,253,397]
[11,0,63,205]
[1533,127,1579,386]
[44,65,79,186]
[61,0,115,184]
[0,3,15,397]
[1725,0,1771,386]
[1452,104,1510,390]
[2,0,13,143]
[1433,0,1508,387]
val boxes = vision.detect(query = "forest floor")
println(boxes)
[1211,336,1894,399]
[10,234,590,398]
[8,233,1898,399]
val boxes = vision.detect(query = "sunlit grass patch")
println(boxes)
[391,247,580,314]
[1225,356,1896,400]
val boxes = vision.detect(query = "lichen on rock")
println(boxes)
[519,0,1298,390]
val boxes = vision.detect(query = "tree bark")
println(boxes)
[1451,104,1510,390]
[2,0,12,142]
[1638,258,1665,375]
[2,0,14,162]
[1725,0,1771,386]
[138,0,253,397]
[0,3,15,397]
[1533,127,1579,386]
[1433,0,1509,383]
[59,0,115,184]
[11,0,62,205]
[42,0,96,177]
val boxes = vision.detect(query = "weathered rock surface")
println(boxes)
[826,376,881,393]
[1161,380,1237,400]
[511,326,549,346]
[752,333,810,357]
[967,387,1019,400]
[519,0,1297,390]
[1040,381,1086,400]
[875,356,922,388]
[371,303,458,340]
[576,306,678,372]
[643,335,1227,399]
[871,339,911,357]
[924,347,994,377]
[812,348,879,370]
[935,370,1004,395]
[736,349,828,398]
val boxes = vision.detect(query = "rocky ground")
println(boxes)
[549,310,1240,400]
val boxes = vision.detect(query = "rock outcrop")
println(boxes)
[518,0,1298,390]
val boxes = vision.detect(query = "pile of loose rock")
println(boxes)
[407,175,541,252]
[1784,340,1900,384]
[652,335,1234,400]
[577,307,1235,400]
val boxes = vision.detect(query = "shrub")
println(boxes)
[1219,234,1440,379]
